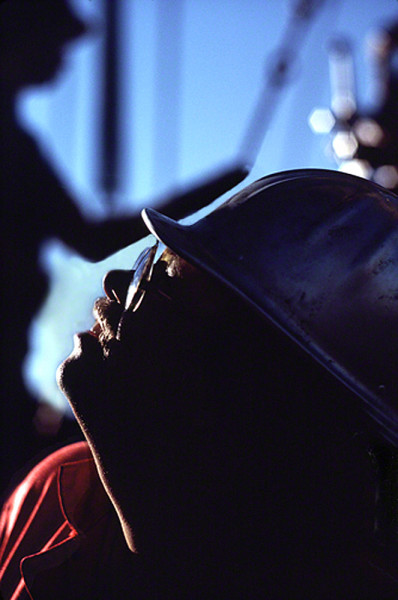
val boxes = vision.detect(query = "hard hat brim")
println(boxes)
[142,168,398,444]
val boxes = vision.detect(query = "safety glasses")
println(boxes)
[123,242,161,313]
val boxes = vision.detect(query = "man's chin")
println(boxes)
[56,331,105,404]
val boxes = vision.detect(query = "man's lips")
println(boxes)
[68,296,125,364]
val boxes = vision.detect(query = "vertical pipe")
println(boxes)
[100,0,121,206]
[153,0,184,190]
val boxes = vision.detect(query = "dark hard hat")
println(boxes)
[143,169,398,444]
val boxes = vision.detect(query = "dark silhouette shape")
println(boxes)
[0,0,246,494]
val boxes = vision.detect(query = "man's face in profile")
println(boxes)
[56,246,254,558]
[57,247,234,444]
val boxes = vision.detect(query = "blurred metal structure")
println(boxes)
[100,0,122,205]
[98,0,330,215]
[309,21,398,191]
[240,0,328,168]
[153,0,184,190]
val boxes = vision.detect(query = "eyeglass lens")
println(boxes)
[125,243,159,312]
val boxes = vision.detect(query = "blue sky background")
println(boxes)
[19,0,398,413]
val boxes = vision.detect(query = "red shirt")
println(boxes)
[4,442,398,597]
[0,442,136,599]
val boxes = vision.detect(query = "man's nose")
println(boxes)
[102,270,133,305]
